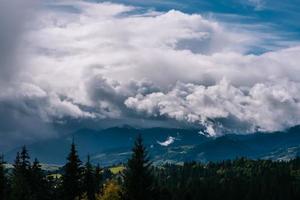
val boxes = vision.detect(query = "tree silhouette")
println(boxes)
[83,155,97,200]
[31,158,51,200]
[10,146,32,200]
[0,154,8,200]
[95,163,103,195]
[61,141,83,200]
[123,134,154,200]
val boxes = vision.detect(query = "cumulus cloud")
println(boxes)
[1,0,300,148]
[23,1,260,121]
[125,78,300,136]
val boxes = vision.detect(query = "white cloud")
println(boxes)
[158,136,176,146]
[126,78,300,135]
[1,0,300,143]
[22,1,260,120]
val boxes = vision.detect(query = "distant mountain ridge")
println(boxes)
[5,125,300,166]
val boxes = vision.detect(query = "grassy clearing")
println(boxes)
[109,166,125,174]
[47,173,62,179]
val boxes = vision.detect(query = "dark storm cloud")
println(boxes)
[0,0,50,150]
[0,100,55,151]
[86,74,160,119]
[0,0,36,84]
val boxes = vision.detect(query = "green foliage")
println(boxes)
[153,158,300,200]
[110,166,125,174]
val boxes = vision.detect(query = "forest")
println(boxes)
[1,135,300,200]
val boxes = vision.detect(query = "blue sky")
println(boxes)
[98,0,300,30]
[93,0,300,53]
[46,0,300,53]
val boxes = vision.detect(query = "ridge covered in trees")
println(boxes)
[0,135,300,200]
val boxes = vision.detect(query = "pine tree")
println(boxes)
[61,141,83,200]
[83,155,96,200]
[123,134,154,200]
[20,146,31,170]
[10,147,33,200]
[0,154,8,200]
[95,164,103,195]
[31,158,51,200]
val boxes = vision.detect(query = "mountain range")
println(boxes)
[5,125,300,166]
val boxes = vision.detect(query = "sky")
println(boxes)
[1,0,300,150]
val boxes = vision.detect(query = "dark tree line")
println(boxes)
[154,158,300,200]
[1,135,300,200]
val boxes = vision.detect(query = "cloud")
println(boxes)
[157,136,176,146]
[0,0,37,85]
[125,78,300,136]
[23,1,260,120]
[1,0,300,148]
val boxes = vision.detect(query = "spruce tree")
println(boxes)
[95,164,103,195]
[0,154,8,200]
[83,155,96,200]
[10,147,33,200]
[31,158,50,200]
[20,146,31,170]
[61,141,83,200]
[123,134,154,200]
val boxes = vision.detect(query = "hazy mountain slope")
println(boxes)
[5,126,300,166]
[5,126,206,165]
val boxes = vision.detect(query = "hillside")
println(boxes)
[5,126,300,166]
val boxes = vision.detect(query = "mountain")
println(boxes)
[5,126,300,166]
[4,126,208,165]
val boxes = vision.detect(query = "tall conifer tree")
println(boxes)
[31,158,51,200]
[123,134,154,200]
[10,146,32,200]
[83,155,96,200]
[0,154,8,200]
[95,164,103,195]
[61,141,83,200]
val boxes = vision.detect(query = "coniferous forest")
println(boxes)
[1,135,300,200]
